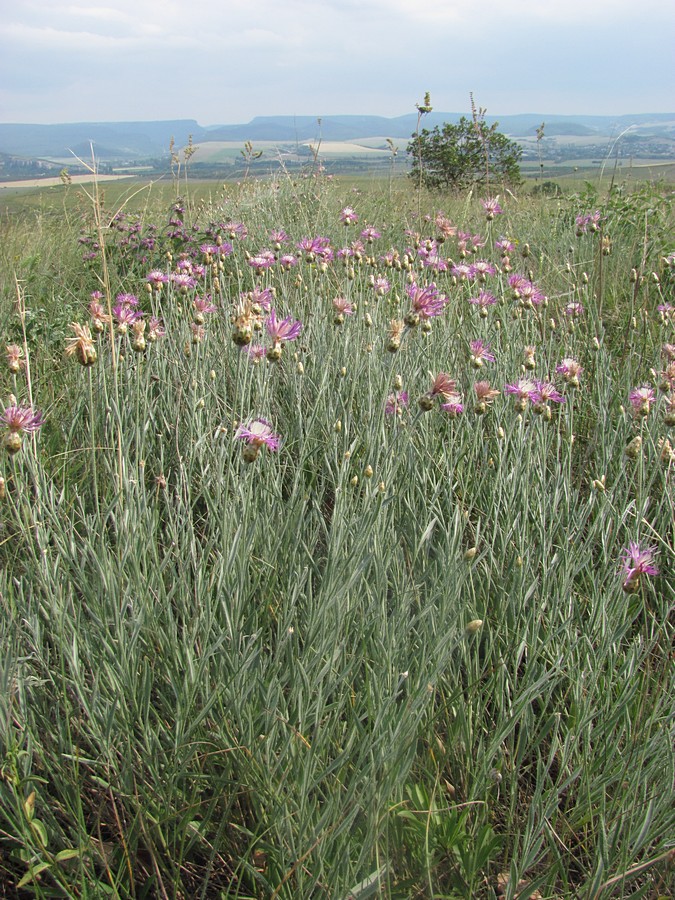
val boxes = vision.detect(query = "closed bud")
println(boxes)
[466,619,483,634]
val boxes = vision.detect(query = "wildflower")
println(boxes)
[113,303,142,334]
[235,417,281,462]
[373,276,391,297]
[556,357,583,388]
[629,385,656,418]
[621,542,659,593]
[468,290,498,317]
[360,226,381,243]
[385,391,408,417]
[473,381,500,414]
[451,262,474,281]
[481,197,502,220]
[248,250,276,270]
[278,253,298,270]
[65,323,97,366]
[405,282,447,326]
[6,344,25,375]
[504,379,538,412]
[332,296,354,325]
[469,339,495,369]
[2,404,44,454]
[171,272,197,291]
[495,238,515,253]
[440,392,464,418]
[657,302,675,323]
[565,301,584,317]
[89,300,111,333]
[340,206,358,225]
[471,260,496,281]
[269,229,289,247]
[193,295,217,325]
[265,309,302,345]
[419,373,457,411]
[663,344,675,363]
[242,343,267,364]
[191,323,206,344]
[532,381,565,419]
[434,214,456,242]
[147,317,165,342]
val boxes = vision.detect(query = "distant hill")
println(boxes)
[0,113,673,163]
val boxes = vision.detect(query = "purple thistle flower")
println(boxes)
[481,197,502,219]
[440,392,464,417]
[504,378,538,411]
[406,282,447,321]
[533,381,565,405]
[373,276,391,296]
[269,229,289,246]
[629,385,656,417]
[248,250,276,270]
[468,290,498,314]
[3,404,44,433]
[451,262,475,281]
[171,272,197,290]
[360,226,381,243]
[265,309,302,345]
[471,260,496,280]
[235,417,281,460]
[556,358,583,387]
[495,237,515,253]
[146,270,169,286]
[469,339,495,367]
[340,206,359,225]
[621,542,659,592]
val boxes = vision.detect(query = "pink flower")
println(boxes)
[3,404,44,433]
[556,358,583,387]
[333,297,354,316]
[340,206,359,225]
[481,197,502,219]
[265,309,302,345]
[621,542,658,593]
[469,339,495,367]
[505,379,538,411]
[235,417,281,461]
[468,290,498,316]
[360,226,381,243]
[440,393,464,417]
[248,250,276,270]
[629,385,656,417]
[406,282,447,322]
[373,276,391,296]
[533,381,565,405]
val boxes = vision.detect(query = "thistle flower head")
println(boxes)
[235,417,281,461]
[621,542,659,592]
[629,385,656,417]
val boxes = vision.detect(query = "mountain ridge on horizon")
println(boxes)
[1,111,673,161]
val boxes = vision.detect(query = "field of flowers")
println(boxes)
[0,173,673,897]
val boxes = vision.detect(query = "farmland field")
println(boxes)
[0,170,673,897]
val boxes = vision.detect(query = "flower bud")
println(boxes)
[466,619,483,634]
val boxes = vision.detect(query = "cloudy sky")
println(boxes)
[1,0,673,125]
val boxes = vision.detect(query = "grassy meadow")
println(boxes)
[0,168,673,898]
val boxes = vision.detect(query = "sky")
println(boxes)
[0,0,673,125]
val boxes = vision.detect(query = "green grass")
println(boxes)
[0,171,673,898]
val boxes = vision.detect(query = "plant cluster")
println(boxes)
[0,173,673,897]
